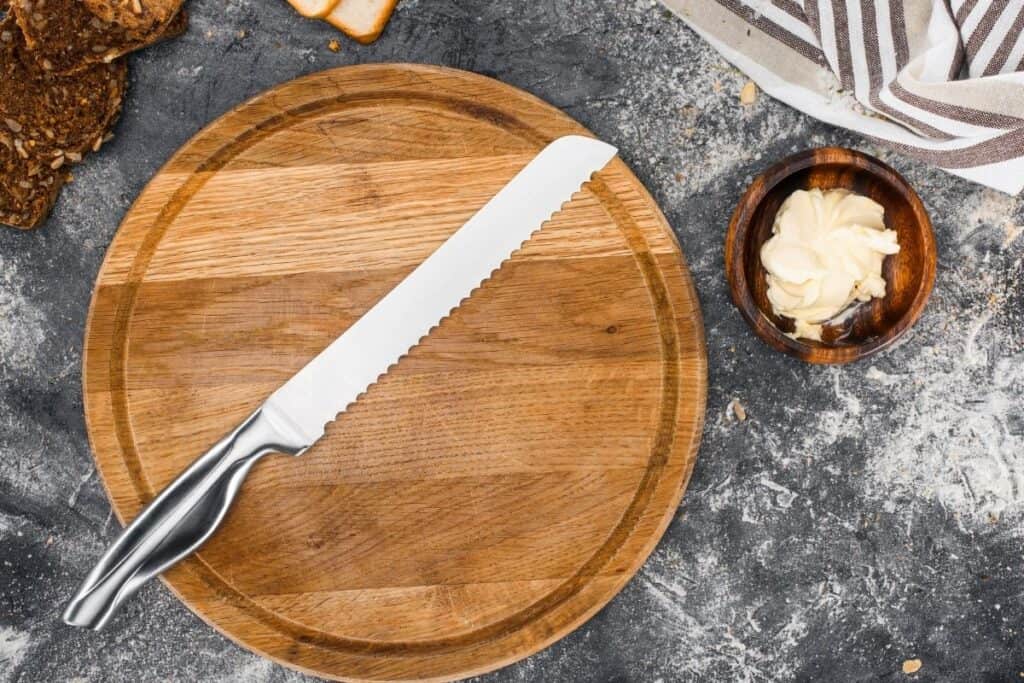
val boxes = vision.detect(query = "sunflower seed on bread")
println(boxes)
[11,0,187,76]
[0,142,68,230]
[0,15,126,155]
[82,0,179,35]
[0,13,126,229]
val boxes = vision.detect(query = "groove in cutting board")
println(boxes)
[83,64,707,682]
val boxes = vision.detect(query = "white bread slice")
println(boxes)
[287,0,340,19]
[324,0,397,44]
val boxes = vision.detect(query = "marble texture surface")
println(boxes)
[2,0,1023,681]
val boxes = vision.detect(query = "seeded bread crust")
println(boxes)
[0,145,66,230]
[0,13,126,229]
[83,0,180,33]
[11,0,186,76]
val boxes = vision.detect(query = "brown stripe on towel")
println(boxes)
[858,0,954,140]
[771,0,806,22]
[941,0,968,80]
[983,4,1024,76]
[889,0,909,69]
[964,0,1009,68]
[714,0,828,67]
[948,43,966,81]
[955,0,979,25]
[890,81,1024,128]
[871,126,1024,168]
[803,0,821,41]
[831,0,856,91]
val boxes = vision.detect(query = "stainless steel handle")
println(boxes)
[63,407,309,630]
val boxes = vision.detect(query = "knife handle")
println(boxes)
[63,406,309,630]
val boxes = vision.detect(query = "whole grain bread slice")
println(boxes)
[324,0,396,44]
[11,0,186,75]
[0,144,67,230]
[82,0,180,34]
[1,16,127,154]
[0,13,126,228]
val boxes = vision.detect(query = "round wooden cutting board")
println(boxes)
[84,64,707,681]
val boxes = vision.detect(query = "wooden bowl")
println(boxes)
[725,147,936,364]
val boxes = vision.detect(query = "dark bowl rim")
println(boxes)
[724,146,937,364]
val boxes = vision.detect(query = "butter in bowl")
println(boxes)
[725,147,936,364]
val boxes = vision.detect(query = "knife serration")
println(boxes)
[265,135,617,447]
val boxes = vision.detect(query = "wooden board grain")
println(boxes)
[83,64,707,682]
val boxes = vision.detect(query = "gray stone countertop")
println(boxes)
[2,0,1023,681]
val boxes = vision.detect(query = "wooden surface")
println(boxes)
[725,147,935,364]
[83,64,707,682]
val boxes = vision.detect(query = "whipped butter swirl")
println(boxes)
[760,188,899,341]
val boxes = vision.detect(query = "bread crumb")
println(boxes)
[740,80,757,105]
[902,659,922,674]
[728,398,747,422]
[328,39,341,52]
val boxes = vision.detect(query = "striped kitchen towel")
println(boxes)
[661,0,1024,194]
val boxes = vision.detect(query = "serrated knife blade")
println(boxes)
[64,134,617,629]
[267,135,617,444]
